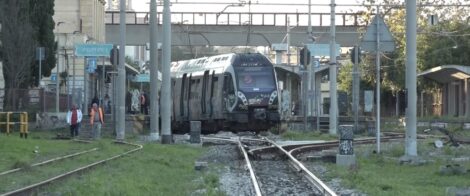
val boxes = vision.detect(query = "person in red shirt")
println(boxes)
[66,104,83,138]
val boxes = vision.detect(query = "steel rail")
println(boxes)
[237,139,263,196]
[1,141,143,196]
[250,136,405,155]
[201,136,238,143]
[263,138,337,196]
[0,148,99,176]
[288,136,405,157]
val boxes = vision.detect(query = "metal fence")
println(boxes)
[0,88,72,114]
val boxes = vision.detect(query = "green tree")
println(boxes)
[0,0,37,110]
[30,0,57,87]
[337,0,469,116]
[0,0,56,110]
[339,0,469,106]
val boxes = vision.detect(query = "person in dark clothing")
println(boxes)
[91,96,99,106]
[126,91,132,113]
[140,91,149,115]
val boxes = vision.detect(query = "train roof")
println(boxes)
[170,53,272,77]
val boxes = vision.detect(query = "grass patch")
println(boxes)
[0,130,215,195]
[280,130,337,141]
[41,143,209,195]
[326,141,470,196]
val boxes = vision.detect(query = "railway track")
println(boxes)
[204,136,336,195]
[0,141,142,196]
[202,134,407,196]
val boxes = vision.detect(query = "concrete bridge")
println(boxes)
[105,11,366,47]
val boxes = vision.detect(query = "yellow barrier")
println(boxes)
[0,112,29,138]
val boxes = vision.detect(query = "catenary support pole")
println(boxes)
[84,57,88,113]
[353,45,359,133]
[56,36,61,113]
[405,0,418,157]
[102,57,105,106]
[149,0,160,141]
[72,55,76,106]
[375,6,381,153]
[329,0,337,135]
[39,48,42,88]
[161,0,172,144]
[117,0,126,140]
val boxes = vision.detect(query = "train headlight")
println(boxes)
[237,91,248,105]
[269,90,278,105]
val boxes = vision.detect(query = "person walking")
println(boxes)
[66,104,82,138]
[140,91,147,114]
[90,103,104,139]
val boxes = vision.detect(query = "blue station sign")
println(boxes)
[75,44,113,57]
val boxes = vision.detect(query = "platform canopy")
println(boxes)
[418,65,470,83]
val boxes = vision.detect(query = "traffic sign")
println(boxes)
[50,73,57,81]
[305,44,341,57]
[36,47,45,61]
[271,43,288,51]
[87,57,97,73]
[313,59,320,68]
[360,16,396,52]
[133,74,150,82]
[75,44,113,57]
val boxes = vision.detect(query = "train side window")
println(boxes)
[224,73,236,108]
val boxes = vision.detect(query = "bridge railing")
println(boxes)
[105,11,369,27]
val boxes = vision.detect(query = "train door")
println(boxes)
[223,73,236,112]
[186,74,192,120]
[190,78,201,119]
[202,71,210,116]
[179,74,187,119]
[209,71,217,118]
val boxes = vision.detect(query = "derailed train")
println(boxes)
[170,53,280,132]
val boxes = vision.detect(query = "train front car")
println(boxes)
[225,53,280,131]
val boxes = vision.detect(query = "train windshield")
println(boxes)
[235,66,276,92]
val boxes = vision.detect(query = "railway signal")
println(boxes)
[110,46,119,66]
[299,47,310,66]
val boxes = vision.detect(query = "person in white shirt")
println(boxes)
[66,104,83,138]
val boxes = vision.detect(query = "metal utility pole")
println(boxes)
[161,0,172,144]
[405,0,418,157]
[375,6,381,153]
[352,45,360,133]
[72,55,76,106]
[329,0,338,135]
[149,0,160,141]
[102,57,105,106]
[56,35,62,113]
[117,0,127,140]
[84,57,88,113]
[286,17,291,66]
